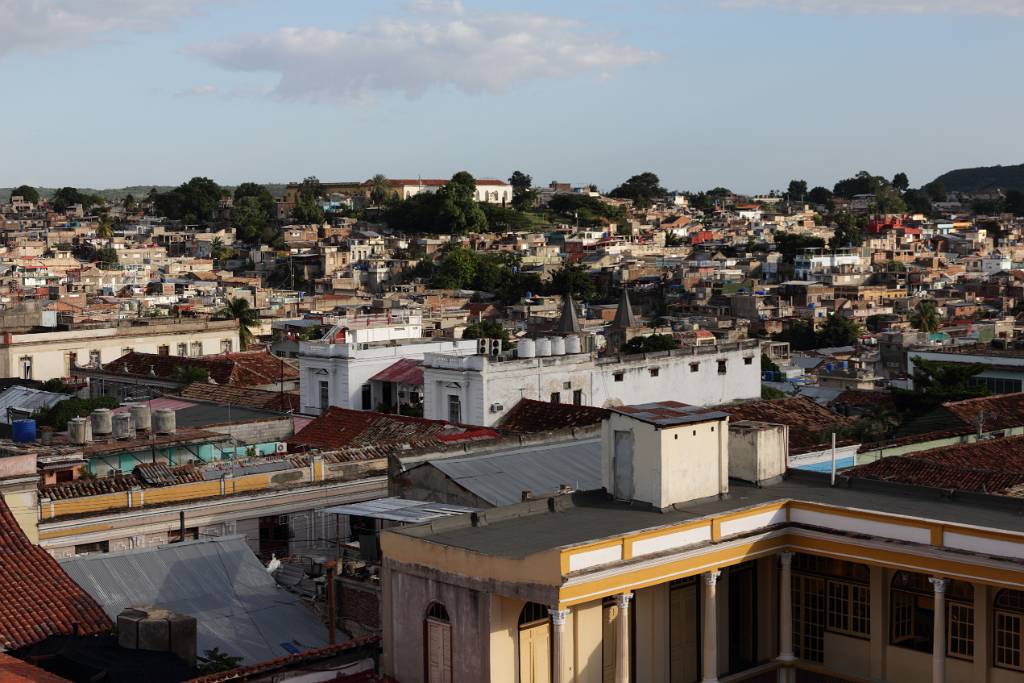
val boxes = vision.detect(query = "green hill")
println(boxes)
[932,164,1024,193]
[0,183,288,204]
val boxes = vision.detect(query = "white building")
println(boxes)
[296,313,478,414]
[421,338,762,427]
[385,179,513,204]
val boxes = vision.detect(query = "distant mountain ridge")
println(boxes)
[0,183,288,203]
[932,164,1024,193]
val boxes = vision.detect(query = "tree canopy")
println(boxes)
[10,185,39,204]
[154,177,223,223]
[383,171,488,234]
[547,193,626,226]
[621,334,679,354]
[609,172,666,209]
[462,320,510,343]
[786,180,808,201]
[51,186,103,212]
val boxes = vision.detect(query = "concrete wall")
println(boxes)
[728,421,787,483]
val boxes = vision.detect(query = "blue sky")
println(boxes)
[1,0,1022,193]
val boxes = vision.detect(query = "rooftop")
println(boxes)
[611,401,730,428]
[97,350,298,387]
[717,396,852,453]
[496,399,609,433]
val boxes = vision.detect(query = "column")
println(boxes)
[930,577,948,683]
[551,608,570,683]
[615,593,632,683]
[778,552,795,683]
[703,570,721,683]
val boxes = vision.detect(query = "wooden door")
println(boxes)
[670,581,699,682]
[426,619,452,683]
[602,600,618,683]
[519,620,552,683]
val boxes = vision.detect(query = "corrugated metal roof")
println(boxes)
[0,386,66,424]
[60,536,327,663]
[429,438,602,507]
[322,497,478,523]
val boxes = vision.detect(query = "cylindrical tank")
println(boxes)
[565,334,582,354]
[550,336,566,356]
[40,426,53,445]
[535,337,552,357]
[154,409,177,435]
[69,417,92,445]
[131,404,152,432]
[11,419,36,443]
[91,408,113,436]
[113,412,135,440]
[517,338,536,359]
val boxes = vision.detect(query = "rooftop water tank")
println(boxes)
[131,404,152,432]
[535,337,552,357]
[113,412,135,440]
[550,336,566,356]
[11,419,36,443]
[154,409,177,435]
[91,408,112,436]
[517,338,536,359]
[69,417,92,445]
[565,335,582,354]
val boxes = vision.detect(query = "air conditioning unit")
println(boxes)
[107,469,122,478]
[275,442,287,454]
[489,403,504,414]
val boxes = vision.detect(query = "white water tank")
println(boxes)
[154,409,177,435]
[565,335,582,354]
[131,404,152,432]
[91,408,112,436]
[69,417,92,445]
[535,337,552,357]
[517,338,536,359]
[113,412,135,440]
[550,336,566,356]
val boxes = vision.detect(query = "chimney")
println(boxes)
[117,607,197,667]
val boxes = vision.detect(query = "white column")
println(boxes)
[551,608,570,683]
[930,577,948,683]
[778,552,795,683]
[615,593,632,683]
[703,570,721,683]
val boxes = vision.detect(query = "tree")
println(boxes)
[154,177,222,223]
[1005,189,1024,216]
[433,247,478,289]
[774,319,818,351]
[462,320,509,343]
[233,182,275,221]
[51,186,101,212]
[621,334,679,354]
[436,171,487,233]
[833,171,885,198]
[548,263,596,301]
[234,196,271,242]
[903,189,933,216]
[851,403,900,442]
[873,185,907,214]
[786,180,808,201]
[899,357,988,409]
[10,185,39,204]
[910,301,940,333]
[892,172,910,192]
[297,176,322,202]
[96,247,118,265]
[198,648,243,674]
[369,174,391,206]
[829,212,865,250]
[547,193,626,226]
[508,170,536,210]
[817,314,861,348]
[609,172,667,209]
[808,186,833,207]
[217,297,257,349]
[36,396,118,429]
[122,193,136,212]
[292,198,325,225]
[923,180,947,202]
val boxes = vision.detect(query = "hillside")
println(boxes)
[932,163,1024,193]
[0,183,288,204]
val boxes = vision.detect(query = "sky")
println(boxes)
[1,0,1022,194]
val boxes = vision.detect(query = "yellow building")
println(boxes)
[380,403,1024,683]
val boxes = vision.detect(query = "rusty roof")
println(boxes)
[179,382,299,412]
[100,350,298,387]
[497,399,610,433]
[718,397,853,454]
[287,407,499,452]
[368,358,424,386]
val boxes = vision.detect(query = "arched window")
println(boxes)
[890,572,974,659]
[995,589,1024,671]
[425,602,452,683]
[519,602,551,683]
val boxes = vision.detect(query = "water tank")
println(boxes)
[131,404,152,432]
[550,336,566,356]
[517,338,536,359]
[69,417,92,445]
[11,419,36,443]
[565,335,582,354]
[91,408,113,436]
[113,412,136,440]
[154,409,177,435]
[535,337,552,357]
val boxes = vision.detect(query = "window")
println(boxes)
[221,339,233,353]
[319,381,330,412]
[948,602,974,659]
[827,580,870,637]
[448,395,461,424]
[361,384,372,410]
[890,571,973,658]
[793,574,825,662]
[969,376,1023,395]
[613,372,624,382]
[157,345,170,356]
[19,356,32,380]
[717,360,727,374]
[563,381,571,390]
[177,343,188,357]
[995,589,1024,671]
[649,367,660,377]
[690,362,699,373]
[90,349,102,366]
[74,540,109,555]
[425,603,453,683]
[550,392,560,404]
[794,554,870,649]
[191,341,203,357]
[573,389,583,406]
[744,356,754,365]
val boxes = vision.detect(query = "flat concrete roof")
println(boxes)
[395,471,1024,558]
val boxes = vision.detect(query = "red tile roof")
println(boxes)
[497,399,610,433]
[40,464,203,500]
[943,393,1024,432]
[718,397,853,454]
[179,382,300,412]
[368,358,424,386]
[0,653,71,683]
[288,407,498,452]
[101,350,297,387]
[0,498,111,649]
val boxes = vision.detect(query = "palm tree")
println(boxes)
[369,174,391,206]
[210,237,225,263]
[96,215,113,243]
[218,297,258,350]
[911,301,940,333]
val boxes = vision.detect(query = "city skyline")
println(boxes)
[1,0,1023,192]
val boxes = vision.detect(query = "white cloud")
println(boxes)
[176,84,219,97]
[189,8,657,102]
[0,0,209,56]
[715,0,1024,16]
